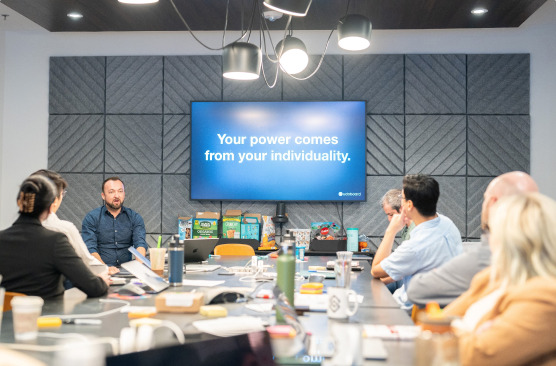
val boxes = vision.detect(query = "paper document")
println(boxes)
[362,325,420,340]
[185,264,221,272]
[182,279,225,287]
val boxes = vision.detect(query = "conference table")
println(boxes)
[0,255,416,365]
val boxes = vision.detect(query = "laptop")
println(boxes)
[183,238,219,263]
[121,260,169,293]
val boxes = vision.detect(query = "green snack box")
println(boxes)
[193,212,220,238]
[223,210,242,239]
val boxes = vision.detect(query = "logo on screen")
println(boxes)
[338,192,362,197]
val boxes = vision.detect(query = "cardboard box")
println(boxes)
[178,216,193,240]
[261,215,276,248]
[222,210,242,239]
[241,213,261,240]
[290,229,311,249]
[193,212,220,239]
[155,292,204,313]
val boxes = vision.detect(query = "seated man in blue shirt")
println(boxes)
[371,174,463,310]
[82,177,148,275]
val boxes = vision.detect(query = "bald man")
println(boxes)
[407,171,538,307]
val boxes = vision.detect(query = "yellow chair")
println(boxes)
[214,244,256,256]
[3,291,26,312]
[411,304,425,324]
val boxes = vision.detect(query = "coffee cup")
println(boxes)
[11,296,44,341]
[149,247,166,277]
[327,287,358,319]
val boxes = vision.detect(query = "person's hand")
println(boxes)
[387,212,406,234]
[108,266,120,275]
[98,270,112,286]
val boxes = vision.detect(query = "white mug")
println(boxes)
[327,287,358,319]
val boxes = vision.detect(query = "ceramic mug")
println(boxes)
[327,286,358,319]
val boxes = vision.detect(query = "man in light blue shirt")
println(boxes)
[371,174,462,310]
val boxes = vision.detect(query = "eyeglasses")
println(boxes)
[398,194,406,201]
[62,190,68,197]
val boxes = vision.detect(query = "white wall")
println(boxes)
[1,1,555,228]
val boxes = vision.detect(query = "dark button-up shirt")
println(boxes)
[82,206,148,266]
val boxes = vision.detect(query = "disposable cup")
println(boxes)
[0,287,5,335]
[149,247,167,277]
[11,296,44,341]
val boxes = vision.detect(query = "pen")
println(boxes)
[63,319,103,325]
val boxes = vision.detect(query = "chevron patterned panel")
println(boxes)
[49,115,104,173]
[468,54,529,114]
[162,175,220,234]
[146,234,172,249]
[367,115,404,175]
[468,115,530,175]
[344,54,404,114]
[368,237,403,252]
[405,54,466,114]
[280,202,342,233]
[164,56,222,114]
[344,176,403,237]
[56,173,104,230]
[115,174,161,233]
[406,115,466,175]
[222,201,277,218]
[283,55,342,100]
[106,56,163,114]
[467,177,492,238]
[105,115,162,173]
[224,58,283,101]
[163,115,190,174]
[49,57,105,114]
[434,176,466,237]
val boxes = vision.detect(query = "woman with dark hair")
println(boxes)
[0,174,109,298]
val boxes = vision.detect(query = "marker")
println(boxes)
[64,319,103,325]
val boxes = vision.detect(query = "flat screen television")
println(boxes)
[190,101,366,202]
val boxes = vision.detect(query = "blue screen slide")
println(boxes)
[190,101,366,202]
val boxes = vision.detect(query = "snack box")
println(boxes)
[311,222,341,240]
[241,213,261,240]
[178,216,193,240]
[289,229,311,249]
[261,215,276,248]
[193,212,220,239]
[222,210,242,239]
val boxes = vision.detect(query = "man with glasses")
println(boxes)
[371,174,463,310]
[82,177,148,274]
[407,171,538,307]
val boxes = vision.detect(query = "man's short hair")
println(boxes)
[102,177,124,192]
[381,189,402,212]
[402,174,439,217]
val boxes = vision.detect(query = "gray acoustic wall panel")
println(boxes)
[366,115,404,175]
[344,55,404,114]
[106,56,163,114]
[434,176,466,236]
[105,115,163,173]
[162,175,220,234]
[344,176,403,237]
[48,53,530,243]
[468,115,530,176]
[163,115,190,174]
[49,57,105,114]
[405,54,466,114]
[224,59,283,101]
[57,173,104,230]
[406,115,466,175]
[468,54,529,115]
[467,177,492,238]
[283,55,342,100]
[165,56,222,114]
[48,115,104,173]
[119,174,162,233]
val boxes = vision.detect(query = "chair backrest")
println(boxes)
[3,291,26,312]
[214,244,256,256]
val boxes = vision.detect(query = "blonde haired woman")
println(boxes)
[444,192,556,365]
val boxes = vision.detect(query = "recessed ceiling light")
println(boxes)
[118,0,159,4]
[471,8,488,15]
[67,12,83,19]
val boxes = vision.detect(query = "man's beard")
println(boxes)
[106,200,123,210]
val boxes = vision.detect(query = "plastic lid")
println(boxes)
[11,296,44,308]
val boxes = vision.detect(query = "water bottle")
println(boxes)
[346,228,359,252]
[276,243,295,324]
[168,235,184,286]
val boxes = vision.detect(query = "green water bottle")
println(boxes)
[276,243,295,324]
